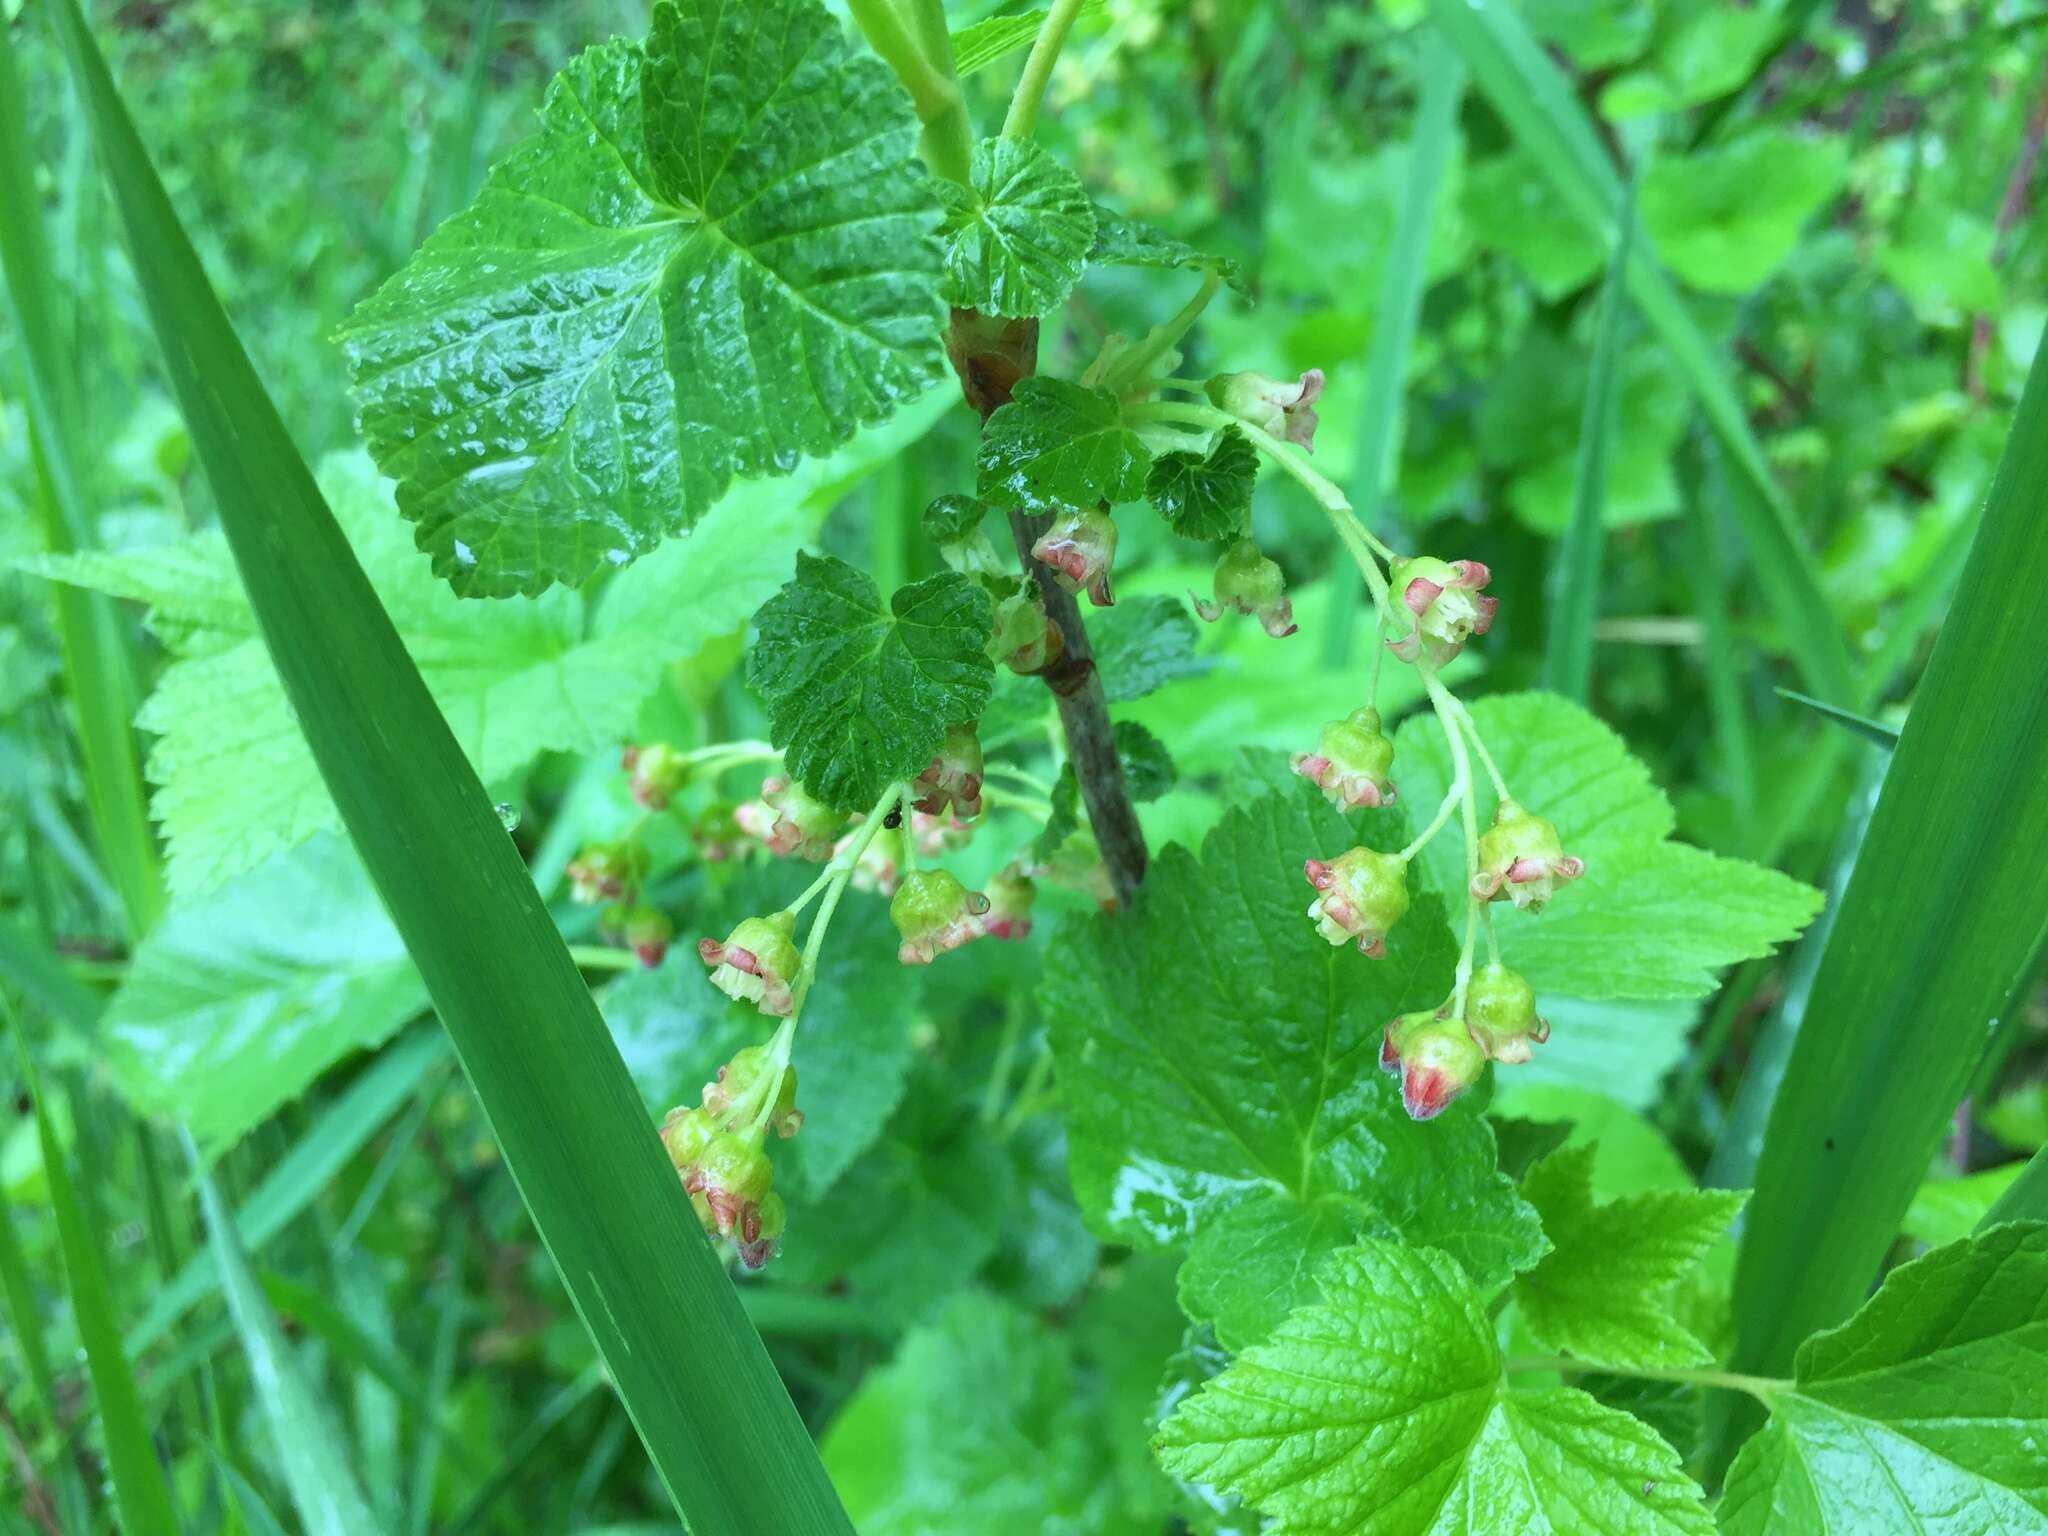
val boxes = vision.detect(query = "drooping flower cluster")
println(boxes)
[659,1045,801,1270]
[1380,963,1550,1120]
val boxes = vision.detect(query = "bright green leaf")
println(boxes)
[1397,693,1823,1000]
[1146,426,1256,542]
[1089,595,1213,702]
[1640,133,1846,295]
[936,137,1096,318]
[1719,1223,2048,1535]
[1089,210,1247,295]
[747,552,995,811]
[978,378,1152,514]
[1155,1241,1716,1534]
[1463,151,1605,300]
[339,0,945,595]
[99,834,425,1150]
[1514,1145,1746,1370]
[1599,7,1779,120]
[1043,786,1544,1349]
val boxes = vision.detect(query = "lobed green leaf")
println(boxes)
[978,378,1153,515]
[936,137,1096,318]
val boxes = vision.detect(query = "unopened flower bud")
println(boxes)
[984,865,1037,941]
[989,591,1065,676]
[1381,1008,1485,1121]
[1205,368,1325,452]
[623,741,690,809]
[697,911,802,1017]
[1304,847,1410,958]
[659,1105,717,1169]
[756,776,845,862]
[890,869,991,965]
[1464,963,1550,1065]
[690,802,748,863]
[701,1046,803,1139]
[1291,706,1397,810]
[1471,799,1585,913]
[1032,508,1118,607]
[1386,556,1497,668]
[603,903,673,968]
[1193,539,1296,638]
[683,1132,774,1240]
[565,841,649,904]
[914,724,985,821]
[735,1191,787,1270]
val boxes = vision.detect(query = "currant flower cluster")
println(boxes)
[658,1044,803,1269]
[1060,272,1587,1123]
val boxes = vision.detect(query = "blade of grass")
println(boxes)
[48,6,857,1528]
[1325,31,1463,663]
[0,912,103,1033]
[1773,688,1901,750]
[127,1026,445,1355]
[1725,330,2048,1394]
[444,1364,608,1536]
[188,1138,382,1536]
[0,22,162,937]
[207,1447,293,1536]
[1983,1147,2048,1228]
[1541,172,1635,699]
[1427,0,1856,706]
[0,1162,92,1533]
[1679,441,1760,833]
[7,1006,181,1536]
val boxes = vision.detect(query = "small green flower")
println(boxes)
[1304,847,1410,958]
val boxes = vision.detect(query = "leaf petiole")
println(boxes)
[1001,0,1088,140]
[792,781,909,1014]
[1503,1354,1788,1403]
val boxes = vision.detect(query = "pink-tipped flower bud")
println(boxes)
[1193,539,1296,638]
[689,802,748,863]
[890,869,991,965]
[1032,508,1118,607]
[1386,556,1497,668]
[1291,706,1398,810]
[984,865,1037,941]
[988,590,1065,676]
[696,911,802,1017]
[1381,1009,1486,1121]
[683,1132,775,1242]
[1471,799,1585,913]
[1464,963,1550,1066]
[565,841,649,905]
[1304,847,1411,958]
[623,741,690,809]
[603,903,673,968]
[914,723,985,821]
[755,776,846,862]
[735,1191,787,1270]
[1205,369,1325,452]
[701,1045,803,1139]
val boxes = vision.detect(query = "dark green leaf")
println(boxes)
[1145,427,1256,542]
[922,493,996,542]
[1088,210,1246,295]
[978,378,1152,514]
[1089,596,1213,702]
[935,137,1095,317]
[749,553,996,811]
[1043,786,1544,1348]
[340,0,946,596]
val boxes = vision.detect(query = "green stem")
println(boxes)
[984,785,1054,818]
[1399,781,1464,863]
[980,992,1029,1125]
[567,945,640,972]
[793,782,908,1013]
[1503,1355,1786,1403]
[1453,702,1511,801]
[1101,273,1224,395]
[1422,667,1483,1013]
[846,0,973,184]
[1002,0,1087,139]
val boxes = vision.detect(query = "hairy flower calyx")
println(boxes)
[1032,508,1118,607]
[1387,556,1497,668]
[891,869,991,965]
[1381,1008,1485,1121]
[1464,962,1550,1065]
[1471,799,1585,913]
[1304,847,1410,958]
[697,911,802,1017]
[1205,368,1325,452]
[1292,706,1398,809]
[1193,539,1296,638]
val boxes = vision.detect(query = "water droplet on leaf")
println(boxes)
[494,802,521,832]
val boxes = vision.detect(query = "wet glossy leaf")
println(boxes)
[340,0,945,595]
[978,378,1152,514]
[1146,427,1256,542]
[936,137,1095,318]
[748,553,995,811]
[1089,211,1247,294]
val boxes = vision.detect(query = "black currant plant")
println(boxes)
[17,0,2048,1532]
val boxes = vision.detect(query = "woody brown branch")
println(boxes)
[946,309,1149,906]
